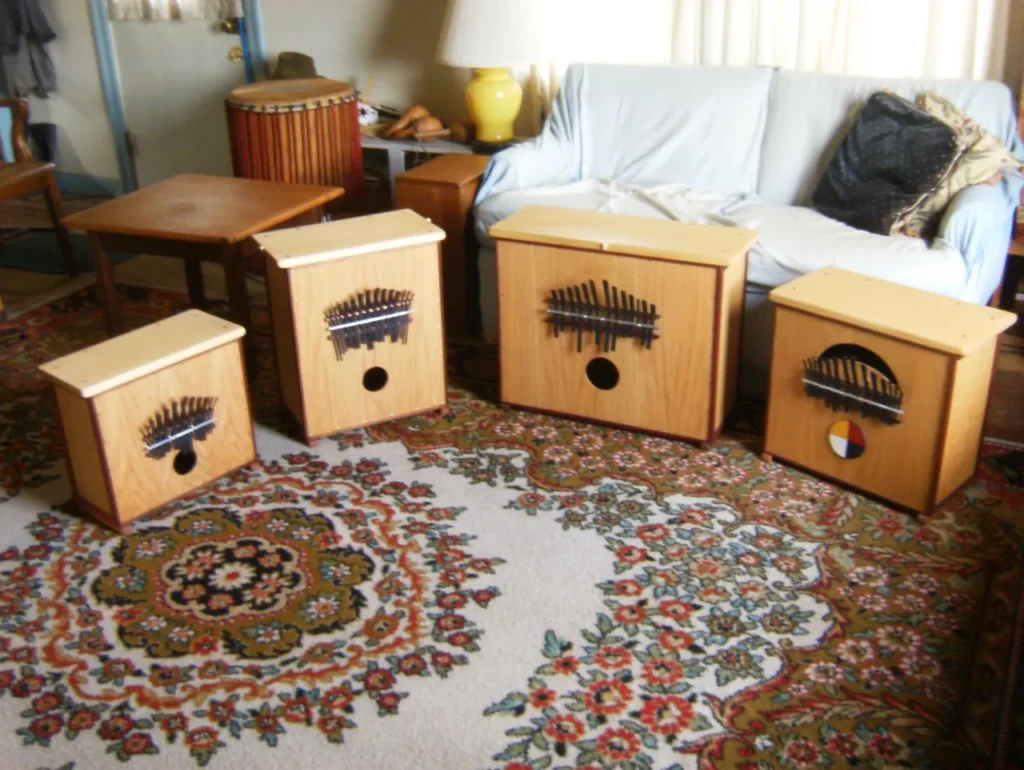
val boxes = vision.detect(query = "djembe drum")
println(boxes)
[226,78,364,200]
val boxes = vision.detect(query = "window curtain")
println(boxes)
[670,0,1014,81]
[524,0,1020,130]
[106,0,242,21]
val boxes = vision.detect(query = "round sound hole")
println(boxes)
[363,366,389,392]
[173,449,198,476]
[586,357,619,390]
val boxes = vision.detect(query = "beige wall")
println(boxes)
[260,0,470,123]
[27,0,120,181]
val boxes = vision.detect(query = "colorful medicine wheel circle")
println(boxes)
[828,420,866,460]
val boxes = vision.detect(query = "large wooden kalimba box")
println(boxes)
[256,209,447,445]
[492,206,757,443]
[39,311,256,534]
[764,268,1015,513]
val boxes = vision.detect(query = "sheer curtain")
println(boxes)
[530,0,1020,125]
[106,0,241,21]
[670,0,1014,80]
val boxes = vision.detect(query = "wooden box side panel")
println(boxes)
[497,242,716,440]
[764,307,948,512]
[394,183,468,334]
[288,244,446,438]
[54,388,113,515]
[714,259,746,432]
[935,338,997,503]
[94,341,256,524]
[266,260,303,421]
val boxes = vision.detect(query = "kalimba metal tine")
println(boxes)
[572,284,584,352]
[611,286,619,351]
[603,280,612,352]
[581,281,595,347]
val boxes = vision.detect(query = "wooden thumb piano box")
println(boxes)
[763,268,1016,513]
[39,310,256,534]
[256,209,447,445]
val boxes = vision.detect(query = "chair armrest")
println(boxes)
[937,172,1023,303]
[0,97,33,162]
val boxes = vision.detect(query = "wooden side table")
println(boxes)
[63,175,343,358]
[394,154,489,335]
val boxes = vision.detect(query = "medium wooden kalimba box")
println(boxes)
[256,209,447,445]
[764,267,1015,513]
[39,310,256,534]
[492,206,757,443]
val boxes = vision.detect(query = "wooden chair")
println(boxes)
[0,97,76,276]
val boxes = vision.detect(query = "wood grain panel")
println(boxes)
[934,337,997,503]
[714,258,747,431]
[266,260,303,421]
[40,310,243,398]
[498,241,717,440]
[394,181,477,335]
[93,341,256,524]
[54,388,112,514]
[771,267,1016,357]
[764,307,950,512]
[491,206,756,268]
[285,244,446,438]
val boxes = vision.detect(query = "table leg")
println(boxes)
[88,233,123,335]
[225,248,257,377]
[185,261,207,310]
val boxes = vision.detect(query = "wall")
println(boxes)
[261,0,470,123]
[26,0,120,188]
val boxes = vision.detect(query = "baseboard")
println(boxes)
[56,172,122,197]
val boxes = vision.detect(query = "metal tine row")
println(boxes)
[546,279,659,352]
[802,356,904,425]
[143,396,217,458]
[325,288,414,360]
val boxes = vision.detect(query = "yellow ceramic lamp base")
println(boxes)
[466,67,521,144]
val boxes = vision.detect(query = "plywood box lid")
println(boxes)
[770,267,1016,356]
[489,206,757,267]
[39,310,245,398]
[256,209,445,269]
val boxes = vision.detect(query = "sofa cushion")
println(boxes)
[729,201,967,297]
[569,63,773,194]
[758,70,1019,206]
[810,91,963,235]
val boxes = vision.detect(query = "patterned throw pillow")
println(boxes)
[894,90,1023,239]
[812,91,964,236]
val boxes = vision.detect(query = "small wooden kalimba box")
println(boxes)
[492,206,757,443]
[764,267,1015,513]
[39,310,256,534]
[256,209,447,445]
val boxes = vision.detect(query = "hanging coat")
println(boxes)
[0,0,57,98]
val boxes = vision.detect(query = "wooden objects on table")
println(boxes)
[226,78,364,205]
[763,267,1016,513]
[39,310,256,534]
[256,209,447,446]
[492,205,756,444]
[0,97,77,276]
[61,174,343,365]
[395,154,490,335]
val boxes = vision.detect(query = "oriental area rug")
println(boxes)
[0,285,1022,770]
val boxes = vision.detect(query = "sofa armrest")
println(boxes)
[937,172,1024,304]
[474,135,579,204]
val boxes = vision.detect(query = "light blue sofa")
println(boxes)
[473,63,1024,392]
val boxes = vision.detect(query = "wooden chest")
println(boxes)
[256,209,447,445]
[492,206,756,443]
[39,310,256,534]
[764,267,1016,513]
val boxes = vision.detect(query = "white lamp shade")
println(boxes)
[437,0,549,67]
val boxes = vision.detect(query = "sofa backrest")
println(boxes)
[566,63,773,194]
[758,70,1020,205]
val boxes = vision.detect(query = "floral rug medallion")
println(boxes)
[0,286,1020,769]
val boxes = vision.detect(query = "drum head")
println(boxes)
[228,78,354,108]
